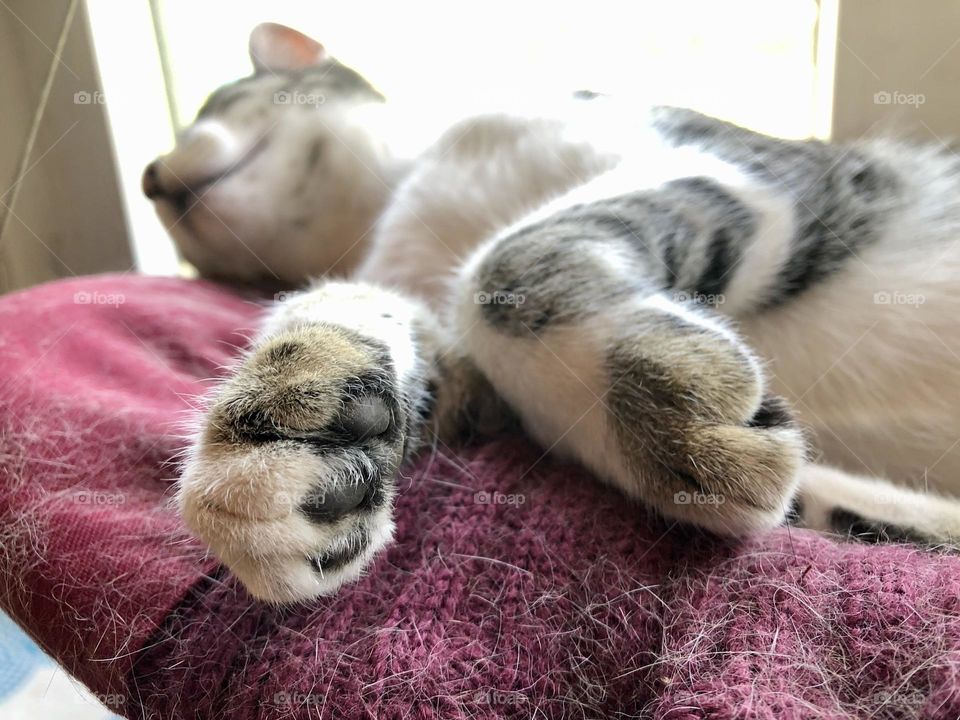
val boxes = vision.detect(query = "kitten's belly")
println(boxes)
[738,240,960,494]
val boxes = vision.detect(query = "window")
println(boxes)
[156,0,829,140]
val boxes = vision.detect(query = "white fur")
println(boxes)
[799,464,960,540]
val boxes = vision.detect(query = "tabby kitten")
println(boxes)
[143,23,960,603]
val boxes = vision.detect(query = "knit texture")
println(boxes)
[1,274,960,719]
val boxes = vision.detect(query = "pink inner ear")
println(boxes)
[250,22,326,72]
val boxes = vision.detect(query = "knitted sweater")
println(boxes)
[1,275,958,719]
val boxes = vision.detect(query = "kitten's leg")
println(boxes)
[452,238,806,535]
[795,464,960,544]
[178,282,442,603]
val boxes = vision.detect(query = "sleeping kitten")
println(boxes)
[144,23,960,603]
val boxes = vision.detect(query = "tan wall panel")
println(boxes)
[0,0,132,294]
[832,0,960,142]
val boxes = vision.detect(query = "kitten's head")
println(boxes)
[143,23,395,289]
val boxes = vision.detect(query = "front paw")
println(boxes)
[178,324,406,604]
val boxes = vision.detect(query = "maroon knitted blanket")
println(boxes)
[1,274,959,720]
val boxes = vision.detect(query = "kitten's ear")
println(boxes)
[249,23,326,73]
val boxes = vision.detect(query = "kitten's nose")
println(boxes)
[141,160,163,199]
[142,159,191,207]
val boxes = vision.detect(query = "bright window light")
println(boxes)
[157,0,826,139]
